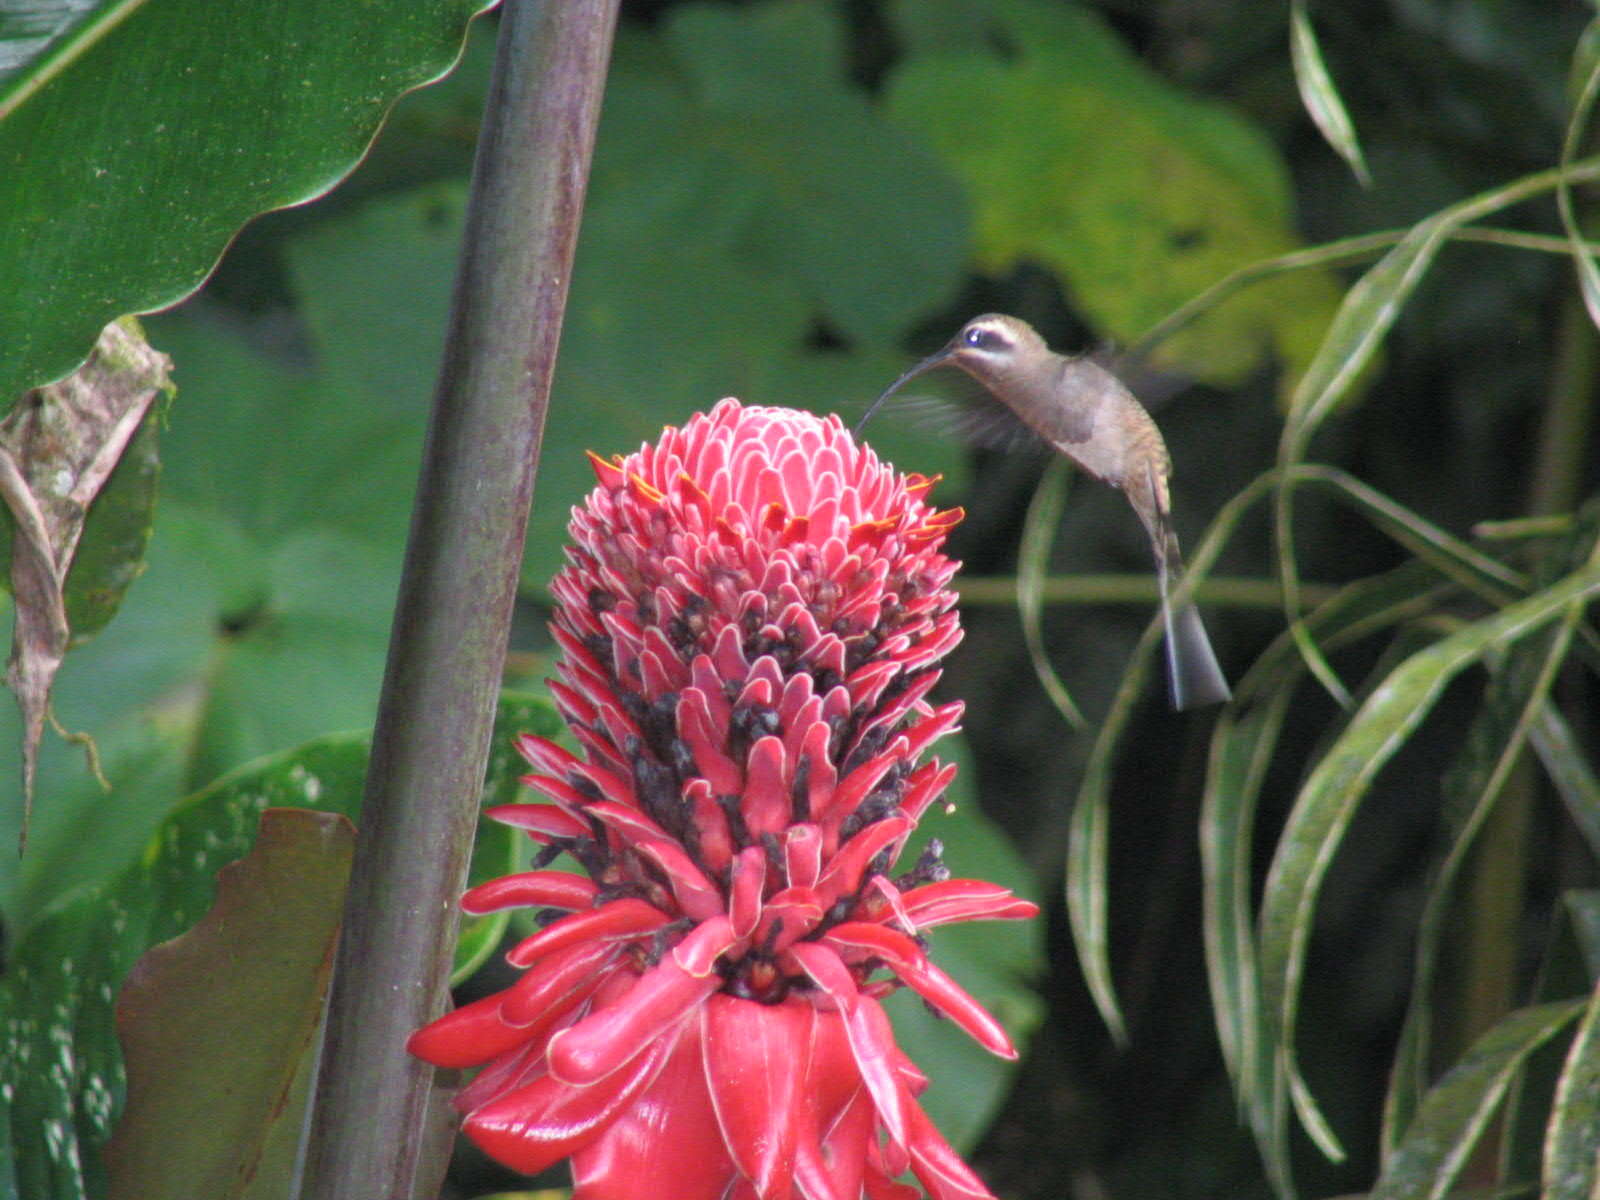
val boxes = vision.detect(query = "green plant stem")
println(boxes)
[956,573,1334,609]
[295,3,619,1198]
[1129,223,1600,362]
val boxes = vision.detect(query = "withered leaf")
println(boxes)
[0,318,172,851]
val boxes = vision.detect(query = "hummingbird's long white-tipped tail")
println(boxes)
[1154,529,1230,710]
[1167,598,1231,710]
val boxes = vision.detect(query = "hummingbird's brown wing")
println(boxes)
[864,372,1045,454]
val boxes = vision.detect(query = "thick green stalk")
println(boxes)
[296,3,619,1197]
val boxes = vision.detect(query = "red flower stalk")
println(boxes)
[410,399,1037,1199]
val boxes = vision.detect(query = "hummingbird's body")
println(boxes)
[856,313,1230,711]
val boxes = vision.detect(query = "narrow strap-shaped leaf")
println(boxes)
[1201,688,1292,1191]
[1273,155,1600,705]
[1289,1,1370,187]
[1383,527,1599,1158]
[1017,457,1085,730]
[1257,558,1600,1170]
[1542,975,1600,1198]
[1530,706,1600,860]
[1371,1000,1584,1200]
[1557,16,1600,333]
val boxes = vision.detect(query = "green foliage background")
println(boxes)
[3,0,1600,1198]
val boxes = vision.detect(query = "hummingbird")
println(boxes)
[856,313,1230,711]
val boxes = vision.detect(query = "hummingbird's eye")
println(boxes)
[964,327,993,349]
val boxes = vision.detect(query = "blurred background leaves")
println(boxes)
[4,0,1600,1198]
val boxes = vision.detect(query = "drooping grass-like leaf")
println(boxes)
[1202,561,1456,1191]
[1383,521,1600,1157]
[0,692,551,1200]
[1016,457,1085,731]
[1067,454,1512,1029]
[0,0,495,404]
[1064,456,1254,1044]
[1289,1,1370,187]
[1542,974,1600,1198]
[1498,891,1600,1191]
[1370,1000,1584,1200]
[1531,707,1600,859]
[1272,156,1600,706]
[1557,17,1600,334]
[1256,558,1600,1174]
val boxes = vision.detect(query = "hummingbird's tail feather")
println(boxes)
[1153,522,1230,711]
[1167,598,1231,710]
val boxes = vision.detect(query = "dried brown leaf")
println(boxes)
[0,318,171,850]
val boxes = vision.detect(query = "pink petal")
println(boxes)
[902,879,1039,928]
[407,989,527,1070]
[515,732,582,777]
[793,1015,873,1200]
[462,1024,674,1178]
[823,922,1016,1059]
[686,778,735,874]
[900,760,958,824]
[741,735,790,839]
[680,688,743,793]
[784,823,823,890]
[787,944,909,1168]
[824,750,899,823]
[548,916,738,1085]
[729,845,768,938]
[505,898,671,969]
[461,870,598,915]
[753,886,824,952]
[897,700,963,762]
[568,998,738,1200]
[702,995,812,1199]
[500,940,620,1029]
[486,802,588,841]
[815,816,911,906]
[866,876,916,934]
[634,837,725,922]
[905,1101,999,1200]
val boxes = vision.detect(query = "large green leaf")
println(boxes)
[0,0,494,404]
[149,1,976,597]
[884,0,1344,396]
[0,692,551,1200]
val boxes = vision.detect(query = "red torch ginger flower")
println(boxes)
[409,399,1037,1199]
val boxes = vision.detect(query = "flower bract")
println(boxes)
[409,399,1036,1199]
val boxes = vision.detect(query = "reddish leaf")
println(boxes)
[103,808,355,1200]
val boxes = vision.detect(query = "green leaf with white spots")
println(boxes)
[0,692,550,1200]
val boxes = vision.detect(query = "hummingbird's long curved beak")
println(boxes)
[853,345,956,437]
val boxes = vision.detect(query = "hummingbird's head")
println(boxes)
[946,314,1047,383]
[854,313,1049,437]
